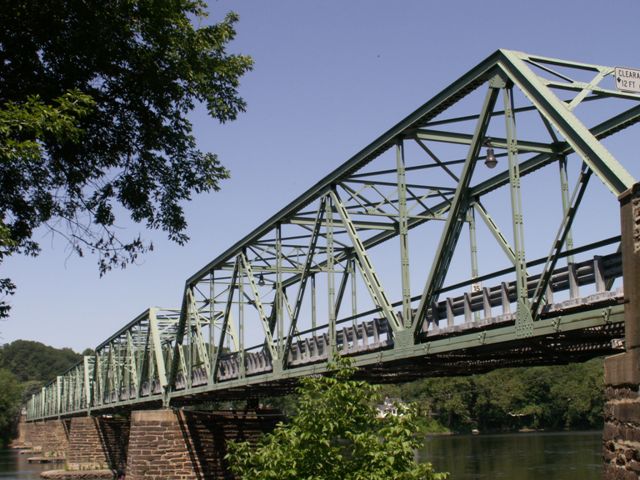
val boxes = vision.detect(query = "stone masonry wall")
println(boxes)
[66,416,109,470]
[27,419,69,457]
[125,409,198,480]
[26,422,46,452]
[604,183,640,480]
[125,409,283,480]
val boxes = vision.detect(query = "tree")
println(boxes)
[226,360,448,480]
[0,368,23,447]
[0,339,88,444]
[0,0,253,316]
[0,340,82,382]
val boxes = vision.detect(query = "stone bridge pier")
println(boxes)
[604,184,640,479]
[125,409,281,480]
[22,418,69,458]
[21,409,282,479]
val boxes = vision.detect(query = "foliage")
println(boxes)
[0,340,85,444]
[0,0,253,317]
[0,368,24,447]
[381,358,605,433]
[227,359,448,480]
[0,340,82,382]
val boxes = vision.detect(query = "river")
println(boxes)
[1,430,602,479]
[419,430,603,479]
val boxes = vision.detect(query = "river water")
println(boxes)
[1,430,602,479]
[419,430,602,479]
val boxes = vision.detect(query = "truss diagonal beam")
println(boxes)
[240,253,278,359]
[212,257,240,382]
[413,83,500,334]
[530,164,592,317]
[330,189,402,333]
[499,50,635,196]
[473,201,517,265]
[283,198,326,366]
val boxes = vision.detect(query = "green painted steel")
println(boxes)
[26,50,640,421]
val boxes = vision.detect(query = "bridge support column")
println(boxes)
[125,408,283,480]
[65,416,110,470]
[125,409,199,480]
[604,183,640,479]
[12,413,29,448]
[28,419,69,458]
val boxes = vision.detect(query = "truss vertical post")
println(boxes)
[503,86,534,337]
[56,376,61,415]
[208,271,215,384]
[467,207,480,321]
[311,274,317,330]
[326,193,337,359]
[108,343,119,402]
[350,258,358,329]
[83,356,92,413]
[558,156,575,265]
[238,255,246,378]
[187,289,211,382]
[94,353,102,407]
[275,224,284,360]
[127,331,139,398]
[396,139,412,328]
[148,307,168,395]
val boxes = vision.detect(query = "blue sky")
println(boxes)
[3,0,640,351]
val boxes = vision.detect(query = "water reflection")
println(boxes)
[418,431,602,479]
[0,449,50,479]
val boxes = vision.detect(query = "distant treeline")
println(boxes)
[0,340,87,446]
[379,358,604,433]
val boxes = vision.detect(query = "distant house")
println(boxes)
[376,396,405,418]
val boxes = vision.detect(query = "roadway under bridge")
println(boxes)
[22,50,640,480]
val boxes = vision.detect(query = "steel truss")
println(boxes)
[28,50,640,420]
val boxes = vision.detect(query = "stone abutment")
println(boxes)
[604,184,640,480]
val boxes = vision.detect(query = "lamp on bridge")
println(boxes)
[258,273,266,286]
[484,139,497,169]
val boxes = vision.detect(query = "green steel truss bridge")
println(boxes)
[27,50,640,421]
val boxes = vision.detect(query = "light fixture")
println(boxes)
[484,139,497,169]
[258,273,265,286]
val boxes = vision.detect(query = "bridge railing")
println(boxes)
[25,248,624,420]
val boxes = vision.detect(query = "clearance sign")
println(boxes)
[615,67,640,93]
